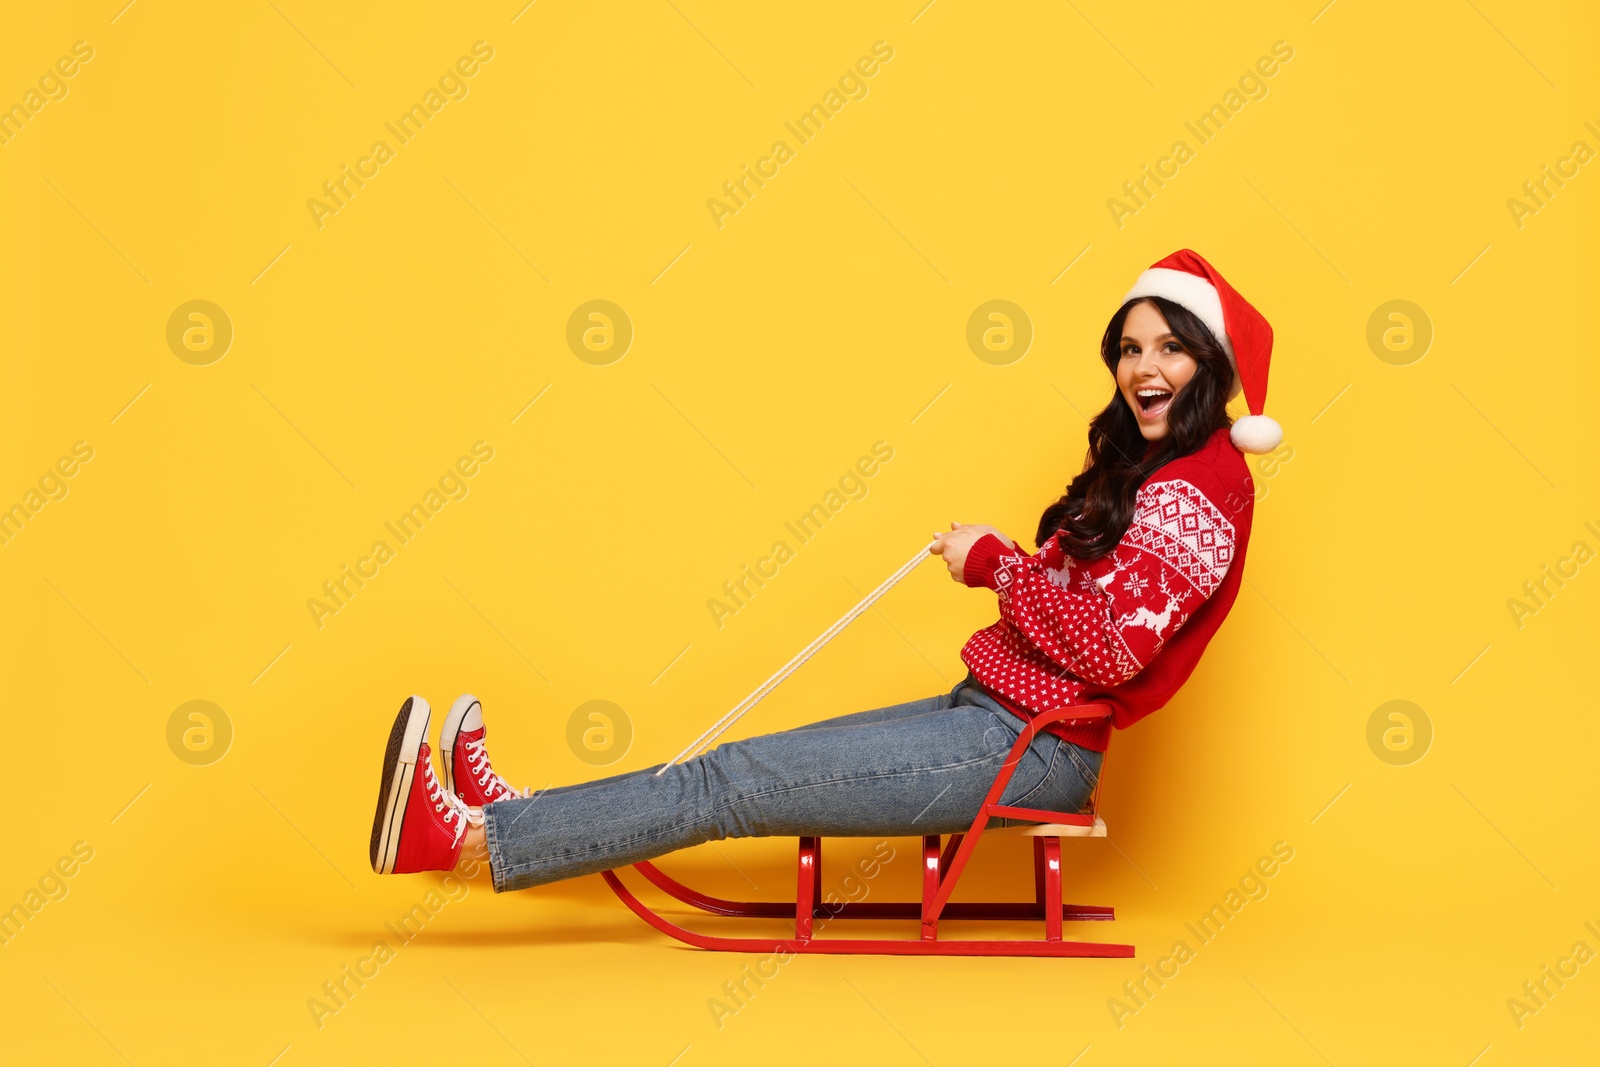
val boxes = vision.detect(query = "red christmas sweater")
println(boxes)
[959,426,1254,752]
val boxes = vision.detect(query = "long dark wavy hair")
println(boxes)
[1035,296,1234,558]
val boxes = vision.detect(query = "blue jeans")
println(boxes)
[482,672,1104,892]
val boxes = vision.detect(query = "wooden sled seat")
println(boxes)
[988,816,1108,837]
[602,703,1132,958]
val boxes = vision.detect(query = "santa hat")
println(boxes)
[1121,249,1282,455]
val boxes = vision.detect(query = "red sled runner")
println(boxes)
[602,702,1133,958]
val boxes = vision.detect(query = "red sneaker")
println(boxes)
[440,695,531,808]
[369,696,476,874]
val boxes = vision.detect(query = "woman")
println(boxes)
[368,248,1281,892]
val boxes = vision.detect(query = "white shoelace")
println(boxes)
[463,736,531,802]
[423,758,480,843]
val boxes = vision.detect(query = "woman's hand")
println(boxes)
[930,522,1016,583]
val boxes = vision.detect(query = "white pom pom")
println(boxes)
[1230,414,1282,454]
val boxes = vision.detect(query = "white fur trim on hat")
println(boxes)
[1123,268,1233,360]
[1229,414,1282,454]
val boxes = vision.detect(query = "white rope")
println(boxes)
[655,538,939,775]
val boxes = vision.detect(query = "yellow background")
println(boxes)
[3,0,1596,1063]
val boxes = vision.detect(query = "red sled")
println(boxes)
[602,703,1133,958]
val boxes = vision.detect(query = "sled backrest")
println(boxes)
[985,702,1114,833]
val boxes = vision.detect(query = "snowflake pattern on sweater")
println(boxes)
[958,476,1238,719]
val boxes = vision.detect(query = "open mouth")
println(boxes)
[1135,388,1174,420]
